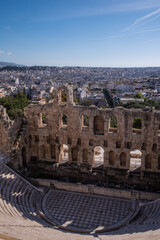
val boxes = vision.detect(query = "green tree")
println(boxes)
[134,92,143,99]
[0,91,30,119]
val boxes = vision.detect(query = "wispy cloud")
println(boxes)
[122,8,160,32]
[0,51,4,54]
[95,26,160,41]
[31,0,160,23]
[117,0,160,12]
[7,52,12,55]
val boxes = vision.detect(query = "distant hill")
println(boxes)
[0,62,25,68]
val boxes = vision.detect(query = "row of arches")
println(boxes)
[40,113,142,134]
[51,145,153,171]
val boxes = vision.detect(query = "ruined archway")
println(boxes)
[94,115,104,135]
[93,146,104,168]
[130,149,142,172]
[59,144,69,163]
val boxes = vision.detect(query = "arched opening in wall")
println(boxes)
[130,149,142,172]
[133,117,142,133]
[82,115,89,128]
[83,148,88,164]
[39,113,47,127]
[93,146,104,168]
[22,147,27,168]
[72,146,78,162]
[120,152,126,166]
[60,114,68,128]
[42,113,47,124]
[109,151,115,166]
[109,116,117,133]
[145,154,152,169]
[59,144,69,163]
[94,115,104,135]
[60,89,67,103]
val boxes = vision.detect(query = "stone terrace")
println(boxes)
[0,151,160,239]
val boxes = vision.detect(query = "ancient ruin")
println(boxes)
[10,84,160,190]
[0,85,160,239]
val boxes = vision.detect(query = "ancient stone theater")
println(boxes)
[0,85,160,239]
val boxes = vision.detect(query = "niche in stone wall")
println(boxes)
[68,137,72,144]
[94,115,104,135]
[152,143,157,152]
[77,138,81,145]
[35,135,39,143]
[120,152,126,166]
[89,139,94,146]
[116,141,121,148]
[93,146,104,168]
[72,146,78,162]
[104,140,108,147]
[130,149,142,172]
[109,116,117,133]
[141,142,146,151]
[145,154,151,169]
[132,117,142,133]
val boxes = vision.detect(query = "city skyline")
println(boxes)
[1,0,160,67]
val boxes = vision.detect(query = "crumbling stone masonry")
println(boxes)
[17,85,160,190]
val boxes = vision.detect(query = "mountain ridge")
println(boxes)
[0,62,25,68]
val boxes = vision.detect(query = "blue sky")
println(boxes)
[1,0,160,67]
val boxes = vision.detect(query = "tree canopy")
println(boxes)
[0,91,30,119]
